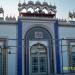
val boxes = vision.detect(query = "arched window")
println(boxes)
[30,43,48,75]
[25,27,54,75]
[0,39,7,75]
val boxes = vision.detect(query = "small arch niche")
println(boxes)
[42,8,48,14]
[35,8,40,12]
[0,13,3,17]
[27,7,34,13]
[21,8,27,13]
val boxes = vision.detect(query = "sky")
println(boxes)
[0,0,75,19]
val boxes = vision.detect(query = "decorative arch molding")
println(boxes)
[24,26,54,75]
[27,7,34,13]
[42,8,48,14]
[30,43,47,51]
[23,24,54,40]
[26,5,34,10]
[21,8,27,13]
[24,26,53,39]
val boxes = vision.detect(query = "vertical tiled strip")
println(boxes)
[26,40,29,75]
[17,18,22,75]
[54,20,61,73]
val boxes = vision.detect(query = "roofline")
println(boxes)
[58,21,75,27]
[0,21,18,25]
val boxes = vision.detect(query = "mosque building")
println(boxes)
[0,1,75,75]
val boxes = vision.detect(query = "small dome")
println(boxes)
[22,2,26,6]
[49,5,52,8]
[49,4,56,9]
[53,5,56,9]
[0,7,4,13]
[28,1,34,5]
[12,16,16,20]
[35,1,41,5]
[43,2,48,6]
[18,2,21,7]
[5,15,9,20]
[10,16,12,19]
[73,12,75,15]
[69,12,73,18]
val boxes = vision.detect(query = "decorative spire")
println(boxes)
[19,0,21,3]
[35,0,41,5]
[44,0,46,2]
[18,0,21,7]
[24,0,25,3]
[43,0,48,6]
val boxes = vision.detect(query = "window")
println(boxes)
[71,45,75,67]
[30,43,48,75]
[32,57,38,65]
[40,57,47,72]
[32,57,38,73]
[68,41,75,72]
[35,32,43,38]
[72,56,75,64]
[0,39,7,75]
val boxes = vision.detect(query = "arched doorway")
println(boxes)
[24,27,54,75]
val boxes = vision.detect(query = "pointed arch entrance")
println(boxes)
[24,27,54,75]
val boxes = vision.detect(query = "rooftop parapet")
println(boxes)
[18,1,56,18]
[5,15,16,22]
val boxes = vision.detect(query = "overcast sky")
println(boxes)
[0,0,75,19]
